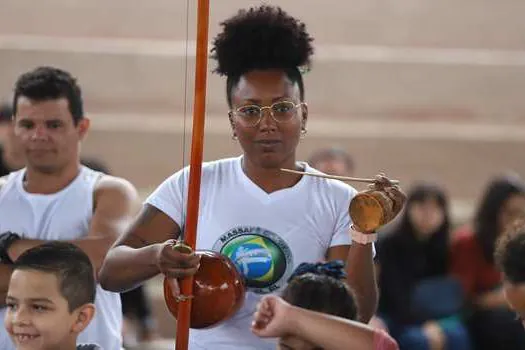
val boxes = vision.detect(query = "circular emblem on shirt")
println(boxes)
[213,226,293,294]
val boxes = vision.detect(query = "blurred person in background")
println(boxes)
[451,174,525,350]
[376,183,471,350]
[80,157,159,346]
[0,103,24,176]
[495,219,525,330]
[308,147,355,176]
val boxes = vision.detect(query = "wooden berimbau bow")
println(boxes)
[172,0,210,348]
[162,1,245,350]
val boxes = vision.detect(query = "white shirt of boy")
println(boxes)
[0,166,122,350]
[146,156,360,350]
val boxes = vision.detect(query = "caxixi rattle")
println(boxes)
[280,168,405,233]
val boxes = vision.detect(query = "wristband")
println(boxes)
[350,225,377,245]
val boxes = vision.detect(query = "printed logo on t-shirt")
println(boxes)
[213,226,293,294]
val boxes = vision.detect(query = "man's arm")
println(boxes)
[7,175,139,273]
[327,243,377,323]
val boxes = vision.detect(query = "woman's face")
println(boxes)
[408,197,445,238]
[498,194,525,235]
[229,69,307,169]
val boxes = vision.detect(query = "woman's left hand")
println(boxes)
[370,173,406,221]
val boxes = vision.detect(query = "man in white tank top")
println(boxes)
[0,66,138,350]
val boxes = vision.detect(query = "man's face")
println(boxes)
[13,97,89,174]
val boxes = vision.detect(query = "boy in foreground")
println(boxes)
[4,241,101,350]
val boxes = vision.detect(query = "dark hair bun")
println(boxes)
[211,5,314,77]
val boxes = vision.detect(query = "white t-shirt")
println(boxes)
[146,156,359,350]
[0,167,122,350]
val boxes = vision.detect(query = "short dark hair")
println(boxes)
[211,5,314,107]
[281,261,358,320]
[13,241,96,312]
[0,103,12,123]
[495,221,525,284]
[12,66,84,124]
[308,147,354,170]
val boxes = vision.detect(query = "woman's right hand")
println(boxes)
[155,239,201,279]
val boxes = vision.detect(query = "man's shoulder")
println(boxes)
[93,174,138,205]
[95,174,135,191]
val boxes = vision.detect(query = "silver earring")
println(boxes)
[300,128,307,138]
[232,134,238,140]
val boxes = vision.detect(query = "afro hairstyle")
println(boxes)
[211,5,314,107]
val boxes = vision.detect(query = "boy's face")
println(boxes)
[4,269,94,350]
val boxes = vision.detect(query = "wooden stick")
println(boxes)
[175,0,210,349]
[280,168,400,185]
